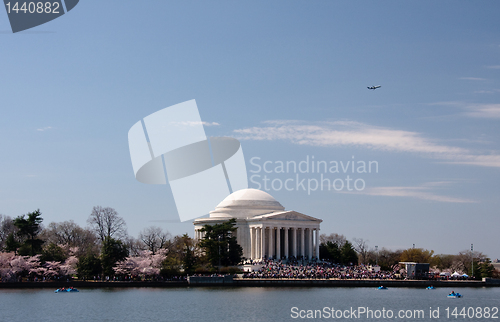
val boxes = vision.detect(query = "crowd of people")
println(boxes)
[241,259,397,279]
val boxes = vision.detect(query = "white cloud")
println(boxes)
[444,154,500,167]
[353,182,476,203]
[463,103,500,118]
[486,65,500,69]
[36,126,52,131]
[235,120,464,154]
[234,120,500,167]
[431,101,500,118]
[202,121,220,126]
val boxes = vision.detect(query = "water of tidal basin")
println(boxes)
[0,287,499,322]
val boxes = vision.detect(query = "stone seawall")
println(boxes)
[0,281,188,289]
[188,276,233,284]
[1,278,499,289]
[232,279,489,288]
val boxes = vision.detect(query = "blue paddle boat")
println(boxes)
[54,287,79,293]
[377,286,388,290]
[426,286,435,290]
[447,291,462,298]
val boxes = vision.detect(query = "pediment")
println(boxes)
[254,211,322,222]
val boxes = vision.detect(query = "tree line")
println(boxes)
[0,208,243,281]
[0,209,497,281]
[321,233,498,279]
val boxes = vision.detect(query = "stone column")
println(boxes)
[300,228,305,259]
[255,228,259,259]
[255,227,262,259]
[260,227,264,259]
[308,228,313,260]
[292,228,297,258]
[263,227,267,259]
[250,227,255,260]
[268,227,273,259]
[276,227,281,259]
[315,229,320,259]
[284,228,289,258]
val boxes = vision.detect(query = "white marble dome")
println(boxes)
[209,188,285,219]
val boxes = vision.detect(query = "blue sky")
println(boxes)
[1,1,499,258]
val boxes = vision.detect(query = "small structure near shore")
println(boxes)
[400,262,430,279]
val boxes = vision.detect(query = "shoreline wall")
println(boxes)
[1,278,499,289]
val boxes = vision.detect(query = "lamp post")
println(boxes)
[471,244,474,279]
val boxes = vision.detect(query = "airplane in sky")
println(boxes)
[367,85,381,90]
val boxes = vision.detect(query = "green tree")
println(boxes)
[14,209,44,256]
[77,253,102,280]
[4,232,20,253]
[199,219,243,268]
[470,259,495,279]
[101,237,128,277]
[340,241,358,265]
[399,248,434,264]
[160,256,182,278]
[160,233,198,277]
[40,243,67,263]
[181,234,198,275]
[319,241,341,263]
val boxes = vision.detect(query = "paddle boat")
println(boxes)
[447,291,462,298]
[426,286,436,290]
[54,287,79,293]
[377,286,388,290]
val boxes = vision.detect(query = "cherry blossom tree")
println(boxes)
[0,252,16,281]
[114,249,166,279]
[0,252,43,281]
[43,261,61,277]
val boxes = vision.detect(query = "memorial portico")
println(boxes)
[194,189,322,260]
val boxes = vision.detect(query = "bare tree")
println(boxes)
[139,226,171,254]
[353,237,369,264]
[123,236,145,257]
[434,254,456,270]
[453,250,488,274]
[370,248,403,271]
[87,206,127,242]
[0,214,16,250]
[320,233,347,246]
[41,220,99,256]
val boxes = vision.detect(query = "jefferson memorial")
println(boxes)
[194,189,322,260]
